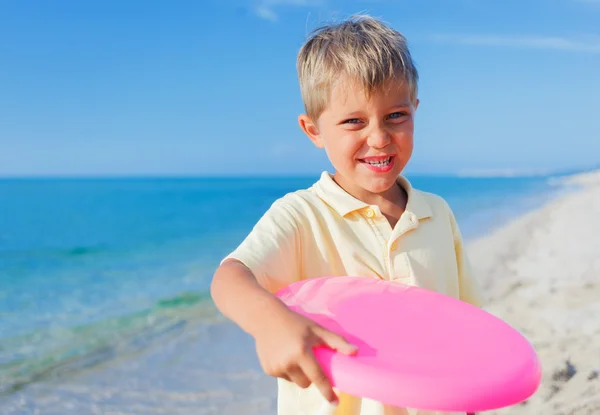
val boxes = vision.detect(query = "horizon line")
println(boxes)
[0,167,594,180]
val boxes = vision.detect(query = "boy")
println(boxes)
[211,14,484,415]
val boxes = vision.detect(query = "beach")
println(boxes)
[470,170,600,415]
[1,171,599,414]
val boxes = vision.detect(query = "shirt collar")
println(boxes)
[314,171,433,220]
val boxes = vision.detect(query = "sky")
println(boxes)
[1,0,599,177]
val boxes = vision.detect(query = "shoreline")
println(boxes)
[468,170,600,415]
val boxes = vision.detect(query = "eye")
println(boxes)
[388,111,409,120]
[342,118,362,124]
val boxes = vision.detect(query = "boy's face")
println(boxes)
[299,74,418,199]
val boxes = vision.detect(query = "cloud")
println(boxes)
[255,4,279,22]
[253,0,320,22]
[431,34,600,54]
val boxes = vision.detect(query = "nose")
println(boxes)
[366,125,391,149]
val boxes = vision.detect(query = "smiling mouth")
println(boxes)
[360,156,393,167]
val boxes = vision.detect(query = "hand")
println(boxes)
[253,305,358,404]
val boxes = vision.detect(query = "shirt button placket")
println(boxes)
[363,207,393,280]
[387,239,397,279]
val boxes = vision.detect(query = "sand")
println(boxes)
[468,170,600,415]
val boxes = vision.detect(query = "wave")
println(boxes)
[0,291,220,397]
[455,168,554,178]
[0,245,110,262]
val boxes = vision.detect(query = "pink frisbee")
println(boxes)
[275,276,541,413]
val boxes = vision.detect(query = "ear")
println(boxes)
[413,98,420,111]
[298,114,324,148]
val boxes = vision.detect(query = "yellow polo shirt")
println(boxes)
[224,171,484,415]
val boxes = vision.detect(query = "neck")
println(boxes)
[332,173,408,211]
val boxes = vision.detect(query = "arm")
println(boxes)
[449,209,481,415]
[211,258,356,404]
[211,199,301,335]
[210,258,290,338]
[449,209,485,308]
[210,200,357,404]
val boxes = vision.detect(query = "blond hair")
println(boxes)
[297,15,419,120]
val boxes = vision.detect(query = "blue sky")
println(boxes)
[1,0,599,177]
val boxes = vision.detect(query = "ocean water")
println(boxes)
[0,173,573,410]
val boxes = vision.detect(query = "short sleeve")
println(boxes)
[449,209,486,308]
[222,199,302,294]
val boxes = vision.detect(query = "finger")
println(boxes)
[301,354,338,404]
[314,326,358,355]
[287,366,312,389]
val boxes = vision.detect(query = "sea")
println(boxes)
[0,172,578,414]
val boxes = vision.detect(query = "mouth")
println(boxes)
[358,156,395,172]
[360,156,393,167]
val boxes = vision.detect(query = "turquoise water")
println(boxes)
[0,173,571,397]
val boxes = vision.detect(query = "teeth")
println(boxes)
[365,157,391,167]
